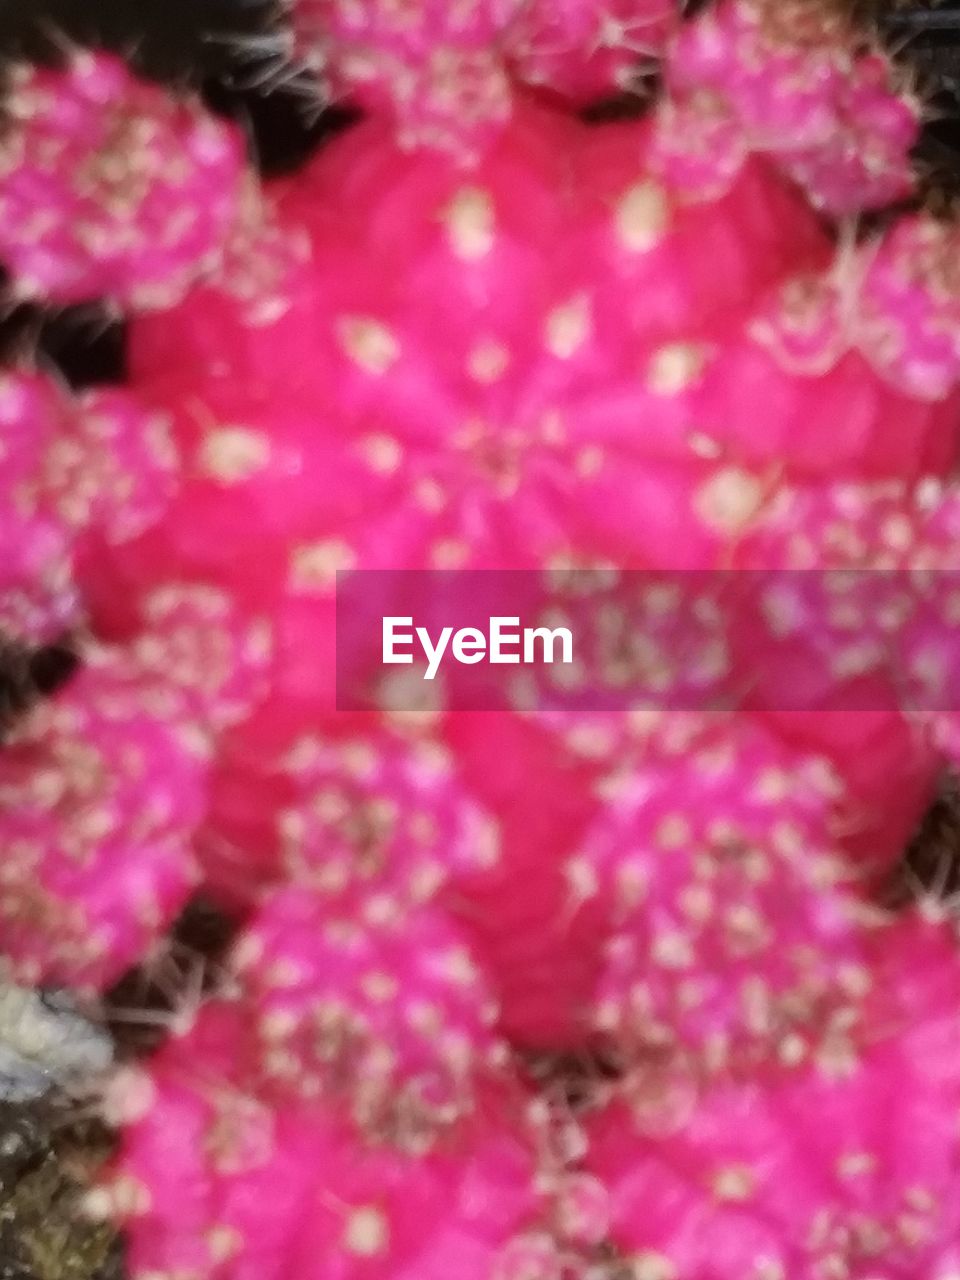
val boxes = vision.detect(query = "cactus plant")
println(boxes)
[2,1,960,1276]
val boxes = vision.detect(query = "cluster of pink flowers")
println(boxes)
[3,1,960,1276]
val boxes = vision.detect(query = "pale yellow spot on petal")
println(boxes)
[290,539,356,591]
[259,1009,298,1039]
[207,1225,244,1263]
[361,971,399,1002]
[616,180,670,252]
[468,340,510,383]
[754,1260,787,1280]
[101,1068,157,1126]
[566,855,599,902]
[343,1206,390,1257]
[651,931,694,969]
[360,433,403,474]
[647,343,709,396]
[634,1252,678,1280]
[656,813,690,849]
[545,293,592,358]
[711,1164,756,1203]
[337,316,400,375]
[837,1151,876,1179]
[443,186,495,260]
[436,946,479,985]
[377,665,447,720]
[105,1175,152,1217]
[431,538,470,568]
[694,468,765,535]
[197,427,270,484]
[414,477,448,513]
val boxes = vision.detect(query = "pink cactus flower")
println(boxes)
[0,3,957,1275]
[0,52,245,308]
[230,888,507,1150]
[0,650,206,990]
[666,0,920,214]
[103,1000,541,1280]
[586,915,960,1280]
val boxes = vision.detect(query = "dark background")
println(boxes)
[0,0,272,83]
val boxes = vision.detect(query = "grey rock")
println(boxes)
[0,986,112,1102]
